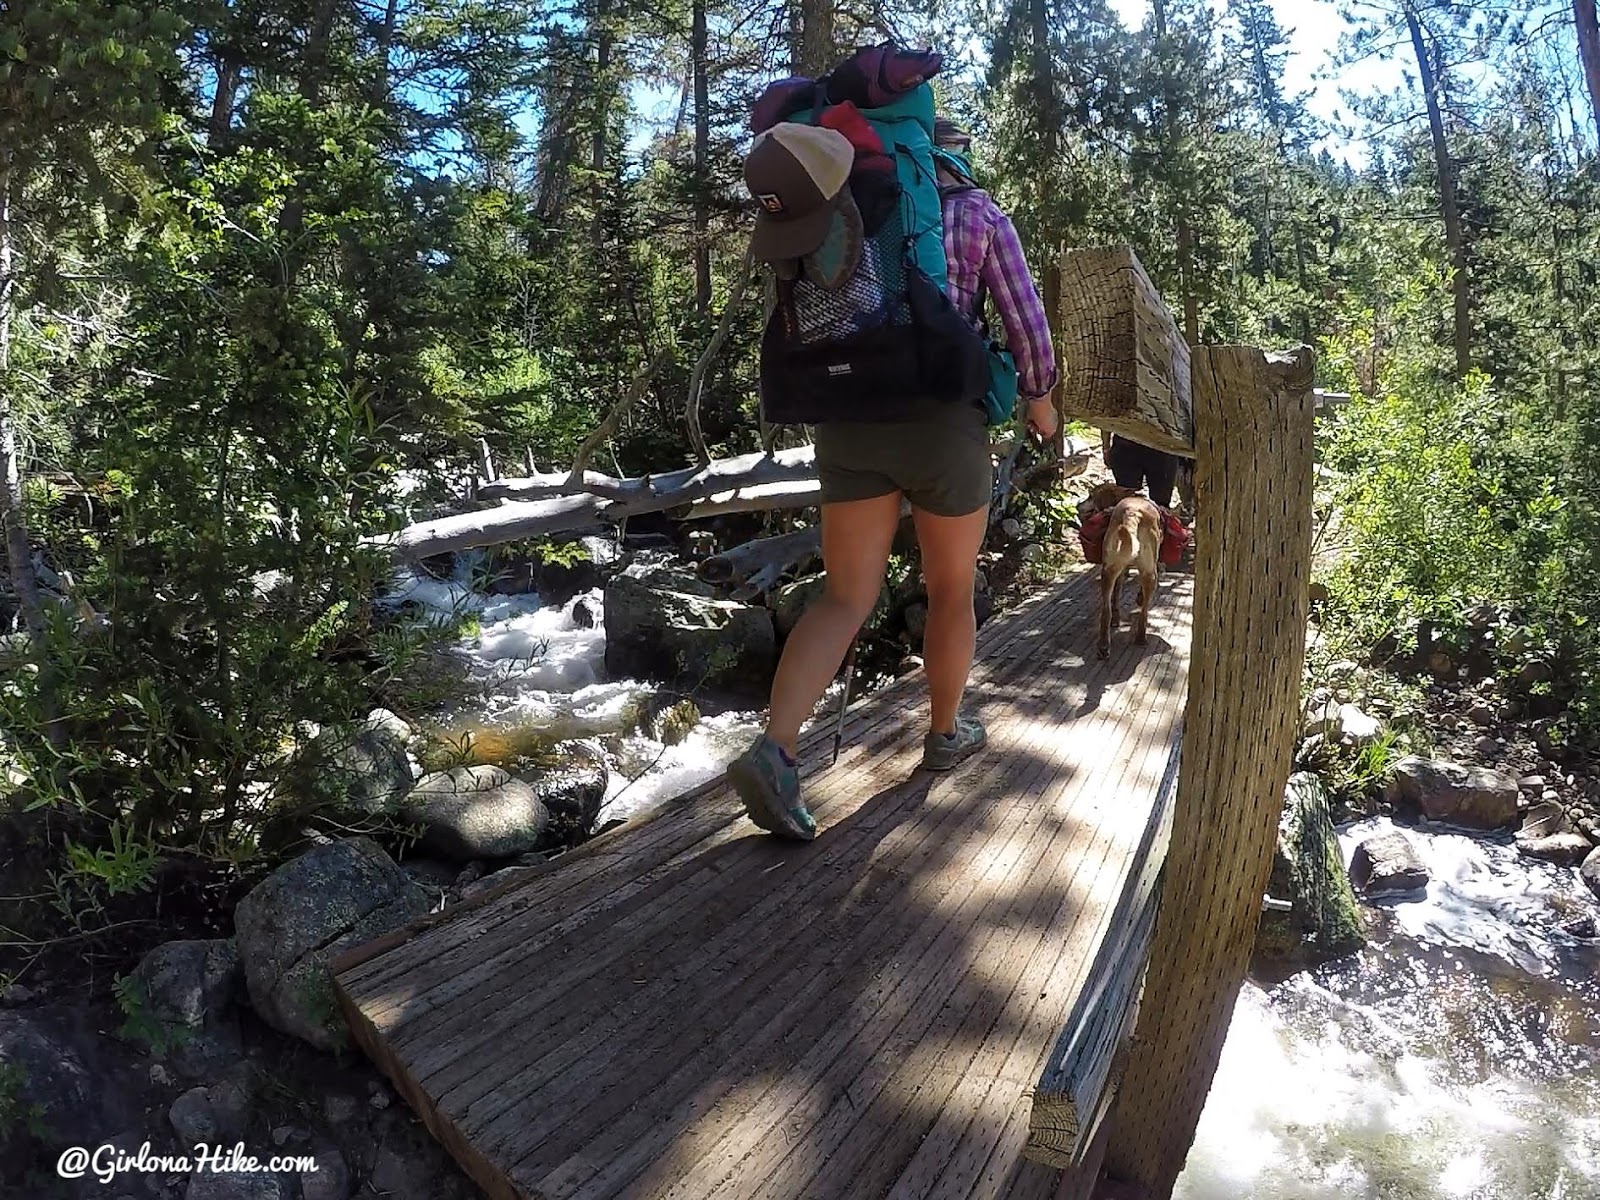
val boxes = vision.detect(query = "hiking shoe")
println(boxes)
[921,716,987,772]
[727,735,816,841]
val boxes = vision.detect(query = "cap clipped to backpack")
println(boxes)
[745,124,856,262]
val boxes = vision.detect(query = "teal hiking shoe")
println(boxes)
[921,715,987,772]
[727,735,816,841]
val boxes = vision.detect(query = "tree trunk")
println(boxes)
[0,164,47,645]
[1577,0,1600,145]
[793,0,835,75]
[277,0,340,266]
[1153,0,1199,345]
[691,0,712,315]
[209,58,240,141]
[592,0,614,176]
[1405,2,1470,380]
[1031,0,1052,147]
[372,0,402,107]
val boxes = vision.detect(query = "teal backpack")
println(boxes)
[752,47,992,426]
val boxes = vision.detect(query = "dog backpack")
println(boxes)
[751,44,990,426]
[1078,505,1191,565]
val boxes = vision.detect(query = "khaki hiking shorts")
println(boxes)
[812,403,991,518]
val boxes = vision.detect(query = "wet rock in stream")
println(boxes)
[403,765,551,860]
[603,564,776,696]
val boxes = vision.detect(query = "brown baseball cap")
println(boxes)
[744,123,855,262]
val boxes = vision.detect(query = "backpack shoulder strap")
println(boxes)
[937,182,993,336]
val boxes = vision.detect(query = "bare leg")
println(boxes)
[912,505,989,736]
[764,493,901,755]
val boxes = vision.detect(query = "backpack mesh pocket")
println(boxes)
[789,229,911,345]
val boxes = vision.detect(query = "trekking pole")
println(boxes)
[831,639,859,766]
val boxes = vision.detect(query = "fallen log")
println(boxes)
[697,525,821,587]
[684,480,822,519]
[477,445,816,506]
[377,495,611,560]
[382,450,818,560]
[388,435,1089,562]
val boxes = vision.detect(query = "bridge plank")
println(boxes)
[334,566,1193,1200]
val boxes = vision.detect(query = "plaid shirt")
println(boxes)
[942,188,1057,401]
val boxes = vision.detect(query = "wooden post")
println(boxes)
[1056,246,1194,456]
[1099,345,1315,1197]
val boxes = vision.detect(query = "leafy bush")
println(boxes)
[1314,330,1598,735]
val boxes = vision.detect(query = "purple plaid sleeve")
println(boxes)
[942,190,1058,401]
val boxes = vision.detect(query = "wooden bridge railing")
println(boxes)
[1028,245,1314,1198]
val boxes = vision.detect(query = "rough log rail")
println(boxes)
[332,566,1195,1200]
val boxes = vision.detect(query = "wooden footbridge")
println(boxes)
[333,248,1317,1200]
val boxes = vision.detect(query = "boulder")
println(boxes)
[1257,774,1363,963]
[368,1141,442,1200]
[299,1149,351,1200]
[1517,833,1593,867]
[617,558,716,598]
[234,839,431,1050]
[1389,756,1520,830]
[1335,704,1382,746]
[0,1010,142,1153]
[1466,702,1496,728]
[127,939,242,1079]
[1303,696,1340,737]
[168,1079,251,1145]
[1518,801,1568,840]
[603,568,776,696]
[1517,659,1554,688]
[403,766,550,861]
[535,555,603,609]
[185,1172,288,1200]
[1582,847,1600,901]
[298,721,413,815]
[1348,831,1430,894]
[536,742,608,836]
[364,708,412,742]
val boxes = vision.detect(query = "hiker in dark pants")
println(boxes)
[1101,430,1179,509]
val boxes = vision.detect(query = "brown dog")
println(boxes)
[1083,482,1164,659]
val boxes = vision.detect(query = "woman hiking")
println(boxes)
[726,111,1058,841]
